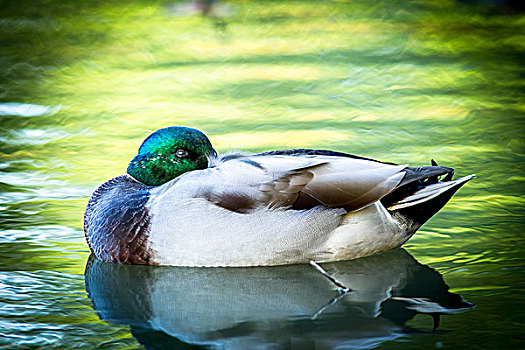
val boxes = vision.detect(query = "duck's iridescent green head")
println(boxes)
[127,127,217,186]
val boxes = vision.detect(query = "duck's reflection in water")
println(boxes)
[85,249,473,350]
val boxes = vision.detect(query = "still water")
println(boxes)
[1,0,523,349]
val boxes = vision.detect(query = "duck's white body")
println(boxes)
[139,153,473,266]
[149,198,405,267]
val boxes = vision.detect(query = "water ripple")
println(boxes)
[0,103,62,117]
[0,270,137,349]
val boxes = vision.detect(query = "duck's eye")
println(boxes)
[175,149,189,158]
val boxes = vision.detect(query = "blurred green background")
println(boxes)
[0,0,523,348]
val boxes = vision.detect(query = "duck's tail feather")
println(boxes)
[381,161,456,209]
[397,164,454,188]
[387,174,475,211]
[385,174,475,231]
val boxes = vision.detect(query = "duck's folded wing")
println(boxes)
[302,162,406,211]
[197,155,326,212]
[201,155,407,213]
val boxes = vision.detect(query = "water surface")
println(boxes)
[1,0,523,349]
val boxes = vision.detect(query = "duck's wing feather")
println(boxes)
[251,154,406,211]
[196,155,327,212]
[256,148,454,188]
[193,154,408,213]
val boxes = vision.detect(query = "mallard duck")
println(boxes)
[84,126,474,266]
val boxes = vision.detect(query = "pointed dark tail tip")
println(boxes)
[389,174,476,230]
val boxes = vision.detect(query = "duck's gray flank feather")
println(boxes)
[84,175,155,264]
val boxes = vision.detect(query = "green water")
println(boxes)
[1,0,523,348]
